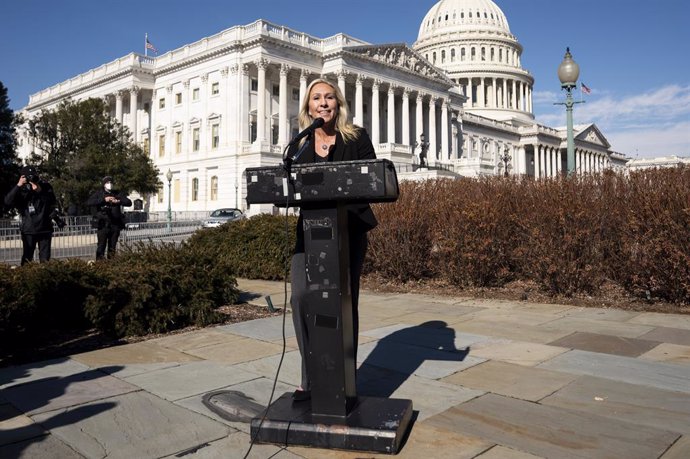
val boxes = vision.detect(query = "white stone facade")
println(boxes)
[17,1,629,214]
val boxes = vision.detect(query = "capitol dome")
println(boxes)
[417,0,511,42]
[413,0,535,123]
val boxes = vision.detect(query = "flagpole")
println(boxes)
[145,33,148,57]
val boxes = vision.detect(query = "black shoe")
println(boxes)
[292,389,311,402]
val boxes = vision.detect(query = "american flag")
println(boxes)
[581,82,592,95]
[146,38,158,53]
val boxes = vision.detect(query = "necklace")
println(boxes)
[321,144,329,150]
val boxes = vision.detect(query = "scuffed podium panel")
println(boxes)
[246,159,399,206]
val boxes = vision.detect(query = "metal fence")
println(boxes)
[0,215,203,266]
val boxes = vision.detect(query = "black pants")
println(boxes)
[21,232,52,265]
[290,232,367,391]
[96,225,121,260]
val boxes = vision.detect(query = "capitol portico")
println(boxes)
[17,0,628,215]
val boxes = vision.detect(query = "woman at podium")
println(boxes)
[288,78,378,402]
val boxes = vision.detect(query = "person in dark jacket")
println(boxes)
[3,165,63,265]
[86,176,132,260]
[287,78,378,402]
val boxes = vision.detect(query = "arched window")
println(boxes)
[210,176,218,201]
[441,50,446,63]
[471,47,476,61]
[461,47,466,61]
[191,178,199,201]
[490,48,495,62]
[450,48,455,62]
[499,48,503,62]
[433,51,436,64]
[481,47,486,61]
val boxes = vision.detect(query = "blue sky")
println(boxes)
[2,0,688,158]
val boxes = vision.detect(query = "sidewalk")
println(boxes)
[1,278,690,458]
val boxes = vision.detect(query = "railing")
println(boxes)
[0,216,202,266]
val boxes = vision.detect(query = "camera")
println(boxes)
[26,174,39,184]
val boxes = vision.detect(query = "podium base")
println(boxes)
[250,393,413,454]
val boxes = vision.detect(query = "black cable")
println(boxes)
[242,147,294,459]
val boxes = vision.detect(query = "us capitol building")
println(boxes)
[17,0,629,215]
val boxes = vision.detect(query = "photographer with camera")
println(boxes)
[3,165,65,265]
[86,176,132,260]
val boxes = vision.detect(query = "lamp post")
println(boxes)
[556,47,584,176]
[166,169,172,233]
[498,146,511,177]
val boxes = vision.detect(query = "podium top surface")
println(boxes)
[246,159,399,206]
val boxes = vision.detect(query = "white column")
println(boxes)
[371,80,380,145]
[428,96,437,161]
[337,70,347,103]
[467,79,474,107]
[256,59,267,143]
[240,64,250,143]
[546,147,552,177]
[534,145,541,178]
[354,74,363,127]
[387,85,396,144]
[115,91,123,126]
[278,64,289,144]
[502,79,508,109]
[575,148,581,172]
[415,93,424,144]
[511,80,517,109]
[402,88,410,146]
[491,77,497,108]
[129,87,139,141]
[441,99,449,159]
[227,65,239,144]
[478,78,485,108]
[299,69,309,106]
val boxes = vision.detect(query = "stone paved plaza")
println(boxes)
[2,279,690,458]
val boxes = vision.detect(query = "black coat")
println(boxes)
[288,127,378,253]
[4,181,59,235]
[86,188,132,229]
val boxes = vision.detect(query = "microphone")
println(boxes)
[287,118,324,147]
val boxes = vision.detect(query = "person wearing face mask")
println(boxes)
[4,165,63,265]
[86,176,132,260]
[287,78,377,402]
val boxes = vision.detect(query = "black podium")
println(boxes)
[245,159,413,454]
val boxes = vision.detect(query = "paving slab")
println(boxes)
[469,340,569,366]
[425,393,679,459]
[547,331,660,357]
[357,364,485,421]
[0,403,46,446]
[451,319,571,344]
[2,367,138,415]
[232,349,304,389]
[93,362,184,379]
[183,337,284,364]
[538,349,690,394]
[542,316,654,338]
[0,433,84,458]
[628,312,690,330]
[161,430,300,458]
[475,445,544,459]
[71,341,201,367]
[31,391,229,459]
[216,315,296,341]
[151,329,245,351]
[357,340,484,380]
[441,360,578,402]
[638,326,690,346]
[361,322,486,352]
[123,360,259,401]
[560,307,641,322]
[661,435,690,459]
[541,375,690,434]
[463,309,566,327]
[0,358,89,390]
[639,343,690,364]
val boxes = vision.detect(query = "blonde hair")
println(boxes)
[298,78,359,143]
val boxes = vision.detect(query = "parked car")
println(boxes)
[201,208,245,228]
